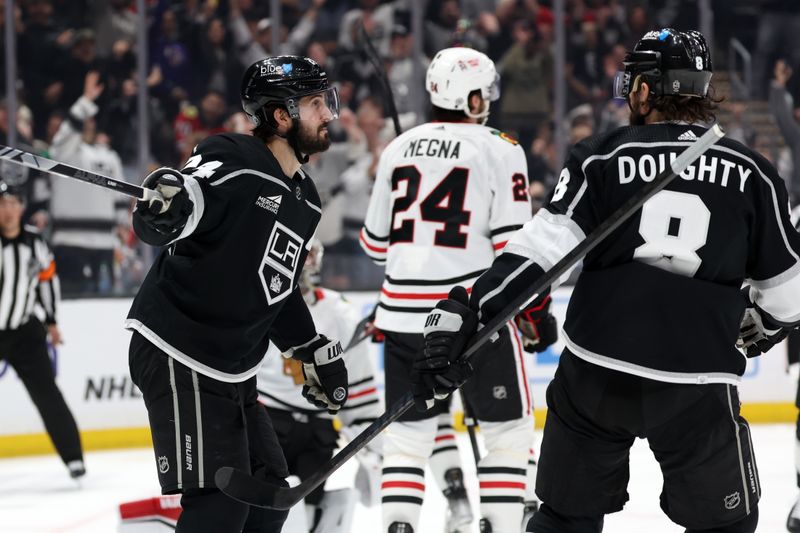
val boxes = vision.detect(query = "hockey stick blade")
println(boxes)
[216,392,414,509]
[359,23,402,136]
[344,305,377,352]
[216,124,725,510]
[0,144,160,203]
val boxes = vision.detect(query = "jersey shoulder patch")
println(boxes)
[489,129,519,145]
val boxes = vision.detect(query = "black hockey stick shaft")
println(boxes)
[0,144,161,203]
[215,124,725,510]
[460,390,482,466]
[359,23,402,136]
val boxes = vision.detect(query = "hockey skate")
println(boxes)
[443,468,473,533]
[388,522,414,533]
[522,500,539,528]
[788,494,800,532]
[479,517,492,532]
[67,460,86,480]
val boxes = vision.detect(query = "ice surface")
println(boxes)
[0,424,794,532]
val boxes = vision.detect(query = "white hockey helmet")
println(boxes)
[426,47,500,122]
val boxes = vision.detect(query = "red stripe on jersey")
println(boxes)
[479,481,526,490]
[381,287,472,300]
[381,481,425,491]
[348,387,377,400]
[360,230,387,253]
[434,434,455,442]
[509,323,531,414]
[493,241,508,251]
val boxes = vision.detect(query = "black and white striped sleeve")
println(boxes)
[470,143,598,323]
[746,158,800,326]
[359,146,394,264]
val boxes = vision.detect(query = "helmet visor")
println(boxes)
[297,87,340,122]
[612,70,632,99]
[488,72,501,102]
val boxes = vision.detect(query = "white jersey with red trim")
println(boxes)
[257,288,380,424]
[360,122,532,333]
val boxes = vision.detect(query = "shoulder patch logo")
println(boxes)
[678,130,698,142]
[491,130,519,145]
[256,195,282,215]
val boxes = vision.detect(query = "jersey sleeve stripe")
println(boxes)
[305,199,321,214]
[490,224,523,237]
[209,168,291,190]
[359,231,388,253]
[377,302,432,313]
[169,175,206,243]
[348,386,378,400]
[363,226,389,242]
[493,241,507,251]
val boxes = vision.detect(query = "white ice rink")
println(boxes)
[0,424,795,533]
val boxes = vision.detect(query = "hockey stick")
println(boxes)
[344,305,378,352]
[0,144,163,204]
[359,23,402,136]
[215,124,726,510]
[459,390,482,466]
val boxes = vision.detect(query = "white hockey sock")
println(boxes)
[429,413,462,495]
[525,447,538,503]
[478,418,534,532]
[382,419,437,531]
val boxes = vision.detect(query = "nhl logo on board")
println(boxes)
[723,492,740,510]
[158,456,169,474]
[270,274,283,294]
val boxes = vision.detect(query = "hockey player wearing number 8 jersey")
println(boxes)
[360,47,557,533]
[416,29,800,533]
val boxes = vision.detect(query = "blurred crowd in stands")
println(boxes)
[0,0,799,295]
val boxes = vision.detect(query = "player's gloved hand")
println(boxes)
[514,294,558,353]
[135,167,193,236]
[413,286,478,412]
[737,287,794,357]
[289,334,348,413]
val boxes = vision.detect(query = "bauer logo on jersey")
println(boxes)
[259,222,304,305]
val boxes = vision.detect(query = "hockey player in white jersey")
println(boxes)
[360,47,557,533]
[258,239,382,532]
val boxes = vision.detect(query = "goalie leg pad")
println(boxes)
[477,416,534,533]
[382,419,437,532]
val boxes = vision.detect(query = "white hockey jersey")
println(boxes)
[257,288,380,424]
[360,122,532,333]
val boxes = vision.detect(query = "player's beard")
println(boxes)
[629,105,647,126]
[294,120,331,155]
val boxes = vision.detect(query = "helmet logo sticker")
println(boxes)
[260,63,284,76]
[695,56,703,70]
[658,29,670,40]
[282,63,293,75]
[672,80,680,93]
[430,82,439,93]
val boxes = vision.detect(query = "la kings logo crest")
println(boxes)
[259,222,303,305]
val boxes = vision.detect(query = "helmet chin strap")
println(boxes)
[464,99,491,125]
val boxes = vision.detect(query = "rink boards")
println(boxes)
[0,291,796,457]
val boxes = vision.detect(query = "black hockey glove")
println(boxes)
[413,286,478,412]
[134,167,193,237]
[514,293,558,353]
[289,334,348,413]
[737,287,794,357]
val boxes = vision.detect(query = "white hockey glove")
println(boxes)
[737,287,794,357]
[135,167,193,236]
[286,335,348,413]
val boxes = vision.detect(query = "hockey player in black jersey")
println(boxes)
[126,56,348,533]
[416,29,800,533]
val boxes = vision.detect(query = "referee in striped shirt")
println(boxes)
[0,181,85,479]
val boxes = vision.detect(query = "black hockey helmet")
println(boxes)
[0,181,23,201]
[240,55,339,127]
[613,28,712,99]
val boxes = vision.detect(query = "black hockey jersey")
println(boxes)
[126,134,321,383]
[472,123,800,384]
